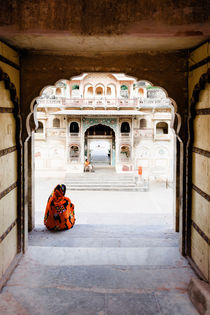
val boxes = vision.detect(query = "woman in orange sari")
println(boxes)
[44,184,75,231]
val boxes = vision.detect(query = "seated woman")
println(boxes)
[84,158,94,172]
[44,184,75,231]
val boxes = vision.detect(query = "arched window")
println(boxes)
[138,88,144,96]
[56,87,61,95]
[120,145,130,161]
[140,119,147,129]
[53,118,60,128]
[107,84,116,98]
[121,122,130,133]
[120,85,128,98]
[70,122,79,133]
[87,86,93,95]
[121,85,128,90]
[36,121,44,133]
[72,84,79,90]
[95,86,103,95]
[72,84,80,98]
[107,86,111,95]
[156,122,168,134]
[70,145,80,159]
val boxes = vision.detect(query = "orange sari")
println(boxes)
[44,184,75,231]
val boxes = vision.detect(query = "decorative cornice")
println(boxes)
[192,220,210,245]
[0,182,17,200]
[0,54,20,70]
[0,220,17,243]
[195,108,210,115]
[82,117,117,133]
[192,147,210,158]
[192,184,210,202]
[0,145,17,157]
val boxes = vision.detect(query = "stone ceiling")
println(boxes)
[0,0,209,54]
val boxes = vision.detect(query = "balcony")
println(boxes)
[154,133,170,141]
[36,98,63,107]
[64,98,138,108]
[120,133,130,137]
[47,128,66,137]
[138,98,171,108]
[134,129,153,138]
[69,133,80,138]
[37,97,138,109]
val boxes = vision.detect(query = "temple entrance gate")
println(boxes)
[84,123,116,167]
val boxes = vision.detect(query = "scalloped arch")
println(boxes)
[28,73,179,138]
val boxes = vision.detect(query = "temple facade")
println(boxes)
[35,73,174,181]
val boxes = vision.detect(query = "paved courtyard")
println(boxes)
[35,173,174,227]
[0,173,198,314]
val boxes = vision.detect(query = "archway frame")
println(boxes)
[26,73,182,247]
[84,123,116,166]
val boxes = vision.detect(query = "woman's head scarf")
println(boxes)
[53,184,66,202]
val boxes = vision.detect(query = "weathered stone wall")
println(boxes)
[0,0,208,36]
[0,41,21,289]
[188,41,210,281]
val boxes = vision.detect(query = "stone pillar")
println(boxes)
[174,137,180,233]
[66,118,70,164]
[131,117,134,170]
[115,118,120,171]
[81,118,85,167]
[28,133,35,232]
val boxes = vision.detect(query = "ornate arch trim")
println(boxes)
[82,117,117,133]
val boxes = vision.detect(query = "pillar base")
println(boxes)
[188,278,210,315]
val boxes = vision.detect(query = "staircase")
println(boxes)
[65,168,149,191]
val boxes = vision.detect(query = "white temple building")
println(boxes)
[35,73,175,182]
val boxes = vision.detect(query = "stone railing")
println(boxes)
[64,98,138,108]
[36,98,63,106]
[134,129,153,138]
[37,98,138,108]
[47,128,66,137]
[154,133,171,141]
[120,133,131,137]
[36,97,171,109]
[139,98,171,108]
[69,133,80,137]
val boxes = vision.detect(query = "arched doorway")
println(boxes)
[30,73,179,234]
[84,124,115,166]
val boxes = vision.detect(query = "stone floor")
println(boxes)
[0,174,198,315]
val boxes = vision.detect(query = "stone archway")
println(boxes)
[84,123,116,166]
[26,73,181,242]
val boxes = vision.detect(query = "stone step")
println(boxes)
[66,180,135,184]
[66,178,135,181]
[67,187,147,191]
[67,184,137,186]
[65,173,148,191]
[66,185,148,191]
[66,176,135,180]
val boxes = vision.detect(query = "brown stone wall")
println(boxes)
[188,41,210,281]
[0,41,22,290]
